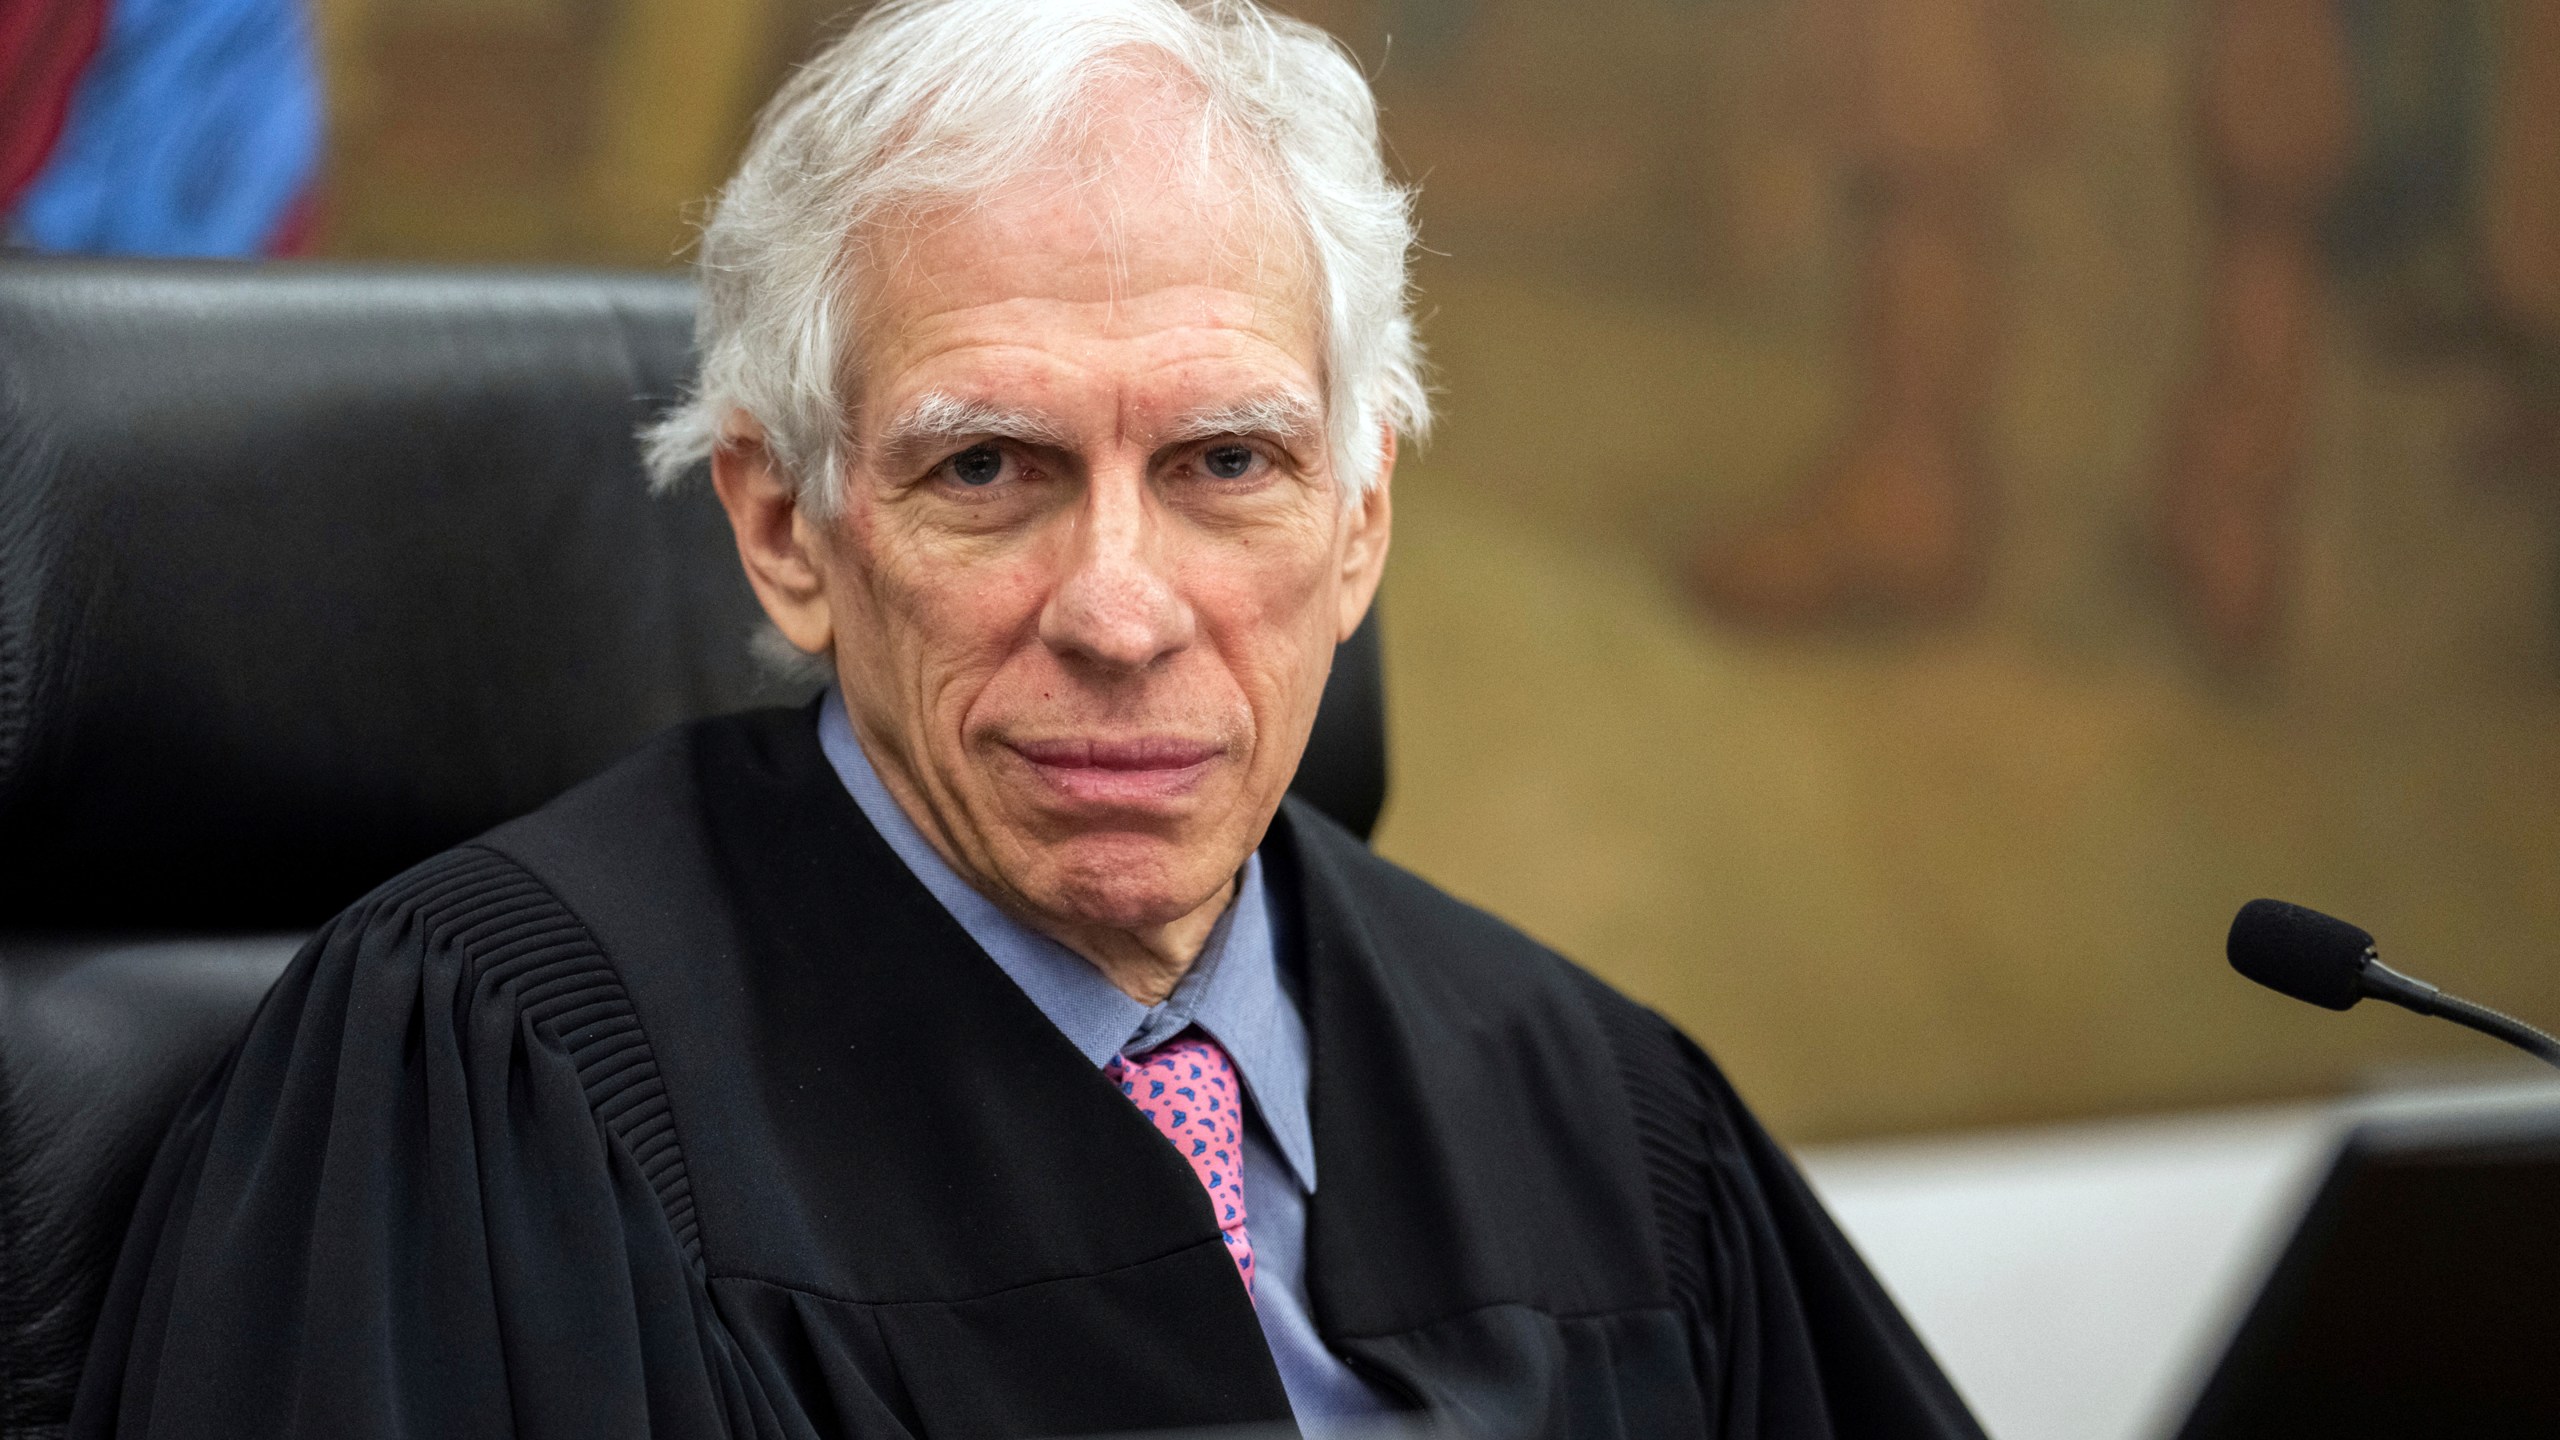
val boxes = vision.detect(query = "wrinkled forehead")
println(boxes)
[842,68,1323,383]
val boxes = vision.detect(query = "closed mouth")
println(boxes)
[1003,735,1227,807]
[1007,736,1225,771]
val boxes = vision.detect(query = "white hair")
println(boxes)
[641,0,1430,515]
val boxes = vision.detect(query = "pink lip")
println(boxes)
[1010,736,1225,770]
[1005,735,1226,807]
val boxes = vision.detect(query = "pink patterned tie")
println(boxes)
[1104,1033,1254,1300]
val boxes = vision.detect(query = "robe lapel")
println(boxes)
[1273,799,1687,1438]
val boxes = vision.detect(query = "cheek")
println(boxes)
[832,510,1052,733]
[1182,527,1341,733]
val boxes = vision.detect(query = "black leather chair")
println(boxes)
[0,257,1386,1439]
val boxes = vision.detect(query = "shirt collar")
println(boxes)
[817,688,1317,1190]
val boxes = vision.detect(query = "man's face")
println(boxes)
[737,100,1390,941]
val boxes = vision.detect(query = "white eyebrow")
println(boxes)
[873,391,1077,468]
[1159,391,1326,450]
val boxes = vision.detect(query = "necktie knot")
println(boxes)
[1104,1033,1254,1299]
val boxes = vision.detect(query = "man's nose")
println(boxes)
[1037,470,1195,673]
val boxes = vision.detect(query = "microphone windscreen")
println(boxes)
[2228,899,2373,1011]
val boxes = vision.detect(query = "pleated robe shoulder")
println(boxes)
[72,706,1983,1440]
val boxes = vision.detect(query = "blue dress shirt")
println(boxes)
[817,690,1394,1429]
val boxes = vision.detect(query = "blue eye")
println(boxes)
[1202,444,1255,480]
[948,444,1004,486]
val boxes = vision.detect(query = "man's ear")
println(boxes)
[709,417,836,658]
[1335,426,1395,642]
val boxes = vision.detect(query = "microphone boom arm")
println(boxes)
[2360,953,2560,1070]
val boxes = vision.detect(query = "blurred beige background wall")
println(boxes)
[304,0,2560,1141]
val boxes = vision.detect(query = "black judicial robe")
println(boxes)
[73,706,1982,1440]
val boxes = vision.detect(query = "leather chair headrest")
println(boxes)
[0,260,787,926]
[0,258,1387,930]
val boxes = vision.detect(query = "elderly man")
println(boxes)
[74,3,1980,1438]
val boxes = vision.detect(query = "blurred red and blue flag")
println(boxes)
[3,0,322,255]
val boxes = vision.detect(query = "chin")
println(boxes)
[1026,832,1234,932]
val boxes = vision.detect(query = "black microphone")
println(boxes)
[2228,899,2560,1071]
